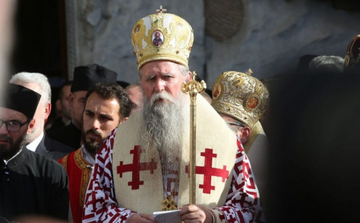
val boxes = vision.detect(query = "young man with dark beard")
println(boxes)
[83,7,264,223]
[58,83,132,223]
[0,83,69,221]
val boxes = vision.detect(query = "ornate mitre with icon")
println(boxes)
[211,70,269,130]
[344,34,360,73]
[211,70,269,153]
[131,6,194,69]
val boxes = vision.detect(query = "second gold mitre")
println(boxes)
[131,6,194,69]
[211,70,269,129]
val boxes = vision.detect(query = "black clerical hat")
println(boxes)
[1,83,41,119]
[71,64,117,92]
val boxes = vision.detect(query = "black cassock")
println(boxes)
[47,122,82,150]
[0,148,69,221]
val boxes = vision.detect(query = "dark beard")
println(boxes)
[82,129,103,156]
[0,133,27,160]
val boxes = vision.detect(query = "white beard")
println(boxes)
[140,90,190,174]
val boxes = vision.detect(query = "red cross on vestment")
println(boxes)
[186,148,229,194]
[116,145,157,189]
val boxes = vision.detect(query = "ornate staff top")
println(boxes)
[181,71,207,99]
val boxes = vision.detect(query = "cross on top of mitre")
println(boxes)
[156,5,167,14]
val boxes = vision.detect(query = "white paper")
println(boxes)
[153,210,181,223]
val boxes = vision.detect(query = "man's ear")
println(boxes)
[44,102,52,122]
[119,117,128,125]
[240,126,251,144]
[27,119,36,134]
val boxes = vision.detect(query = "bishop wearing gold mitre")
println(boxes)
[211,70,270,212]
[83,6,264,223]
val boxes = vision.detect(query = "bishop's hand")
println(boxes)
[179,204,212,223]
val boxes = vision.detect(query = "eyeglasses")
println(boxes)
[227,121,246,128]
[0,119,29,133]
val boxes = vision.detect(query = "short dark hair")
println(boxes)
[85,83,132,119]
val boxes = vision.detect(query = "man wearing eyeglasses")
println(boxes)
[0,83,69,222]
[211,70,270,213]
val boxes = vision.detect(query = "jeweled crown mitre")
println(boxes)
[131,6,194,69]
[211,70,269,129]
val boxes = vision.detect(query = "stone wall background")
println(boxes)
[71,0,360,89]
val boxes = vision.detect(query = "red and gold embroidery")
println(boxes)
[74,149,93,206]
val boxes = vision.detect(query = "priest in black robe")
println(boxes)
[0,83,69,221]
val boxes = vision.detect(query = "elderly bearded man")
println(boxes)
[83,7,264,223]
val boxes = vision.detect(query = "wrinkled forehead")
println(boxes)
[140,61,183,77]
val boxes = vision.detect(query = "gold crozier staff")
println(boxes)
[181,71,206,204]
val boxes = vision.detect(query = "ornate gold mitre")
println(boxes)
[211,70,269,129]
[131,6,194,69]
[344,34,360,72]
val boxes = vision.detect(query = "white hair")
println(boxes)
[9,72,51,104]
[178,64,189,77]
[308,55,344,74]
